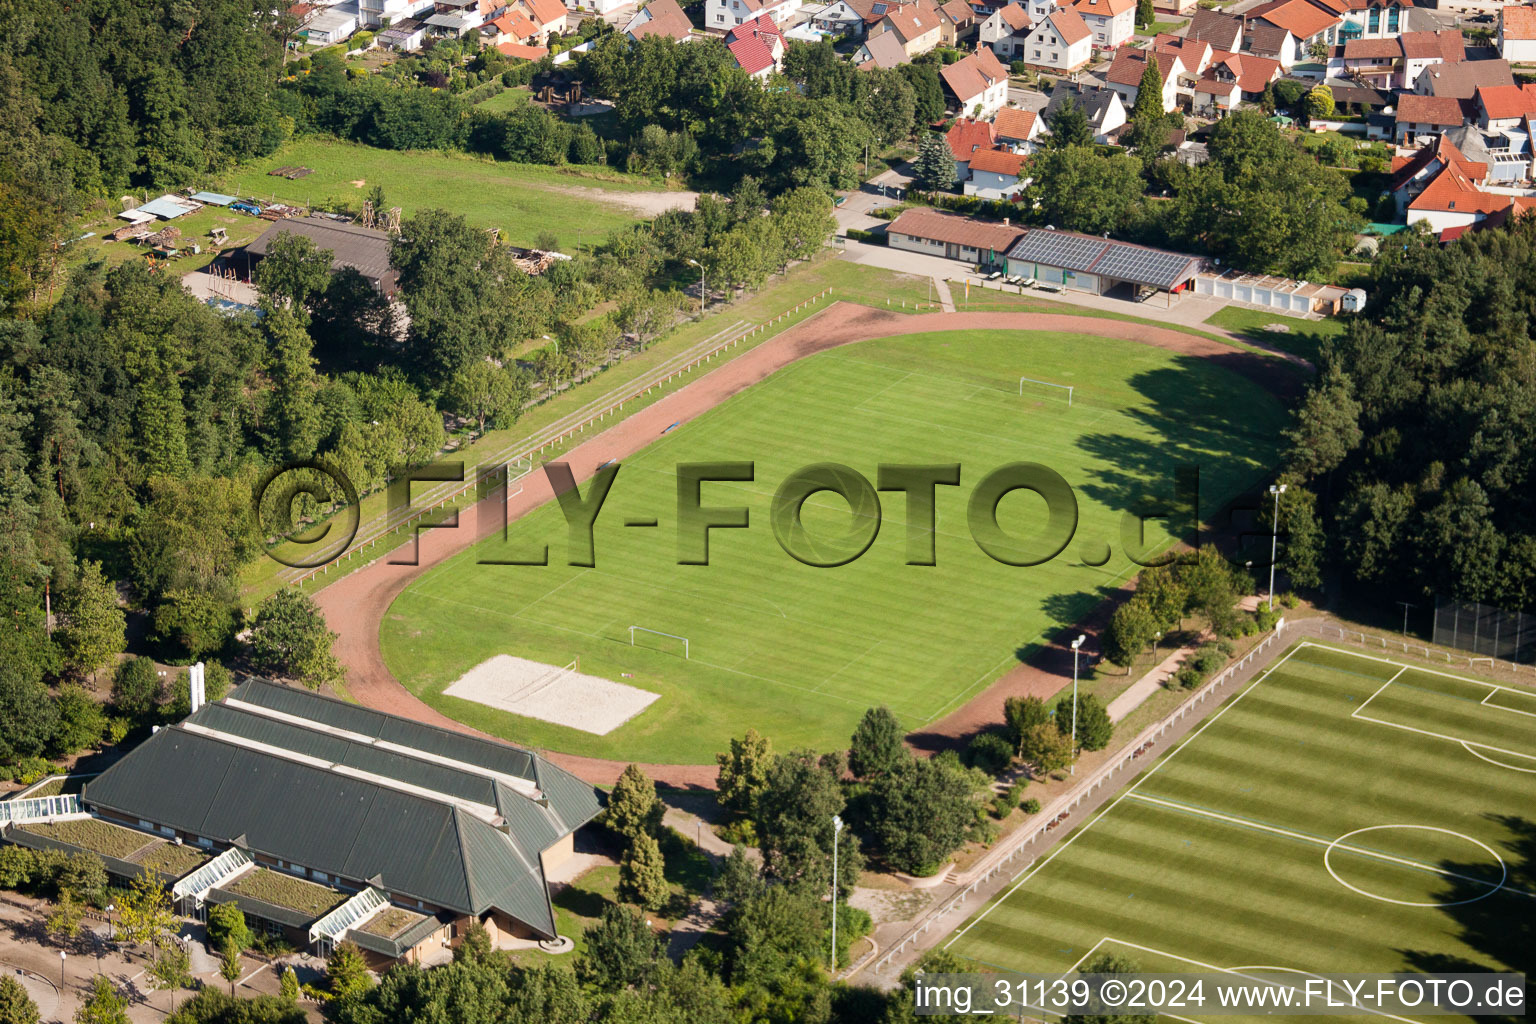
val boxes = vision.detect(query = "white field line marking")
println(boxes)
[236,962,268,987]
[1124,793,1530,897]
[1460,741,1536,773]
[1352,666,1407,716]
[1352,710,1536,765]
[1305,641,1536,695]
[1480,688,1536,718]
[1105,938,1427,1024]
[943,643,1311,948]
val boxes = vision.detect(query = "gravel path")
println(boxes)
[315,303,1290,788]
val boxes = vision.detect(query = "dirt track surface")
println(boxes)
[315,303,1286,788]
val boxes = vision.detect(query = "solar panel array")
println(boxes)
[1007,230,1199,290]
[1093,244,1198,289]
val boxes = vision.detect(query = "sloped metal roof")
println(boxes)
[83,681,599,936]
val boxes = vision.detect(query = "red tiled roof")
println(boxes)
[967,148,1027,175]
[1214,51,1280,92]
[497,41,548,59]
[884,0,941,41]
[1476,83,1536,120]
[1106,48,1180,87]
[1398,29,1463,62]
[491,9,540,39]
[1343,37,1399,59]
[1389,135,1486,192]
[941,47,1008,102]
[1154,33,1211,70]
[887,207,1026,250]
[628,0,692,39]
[1408,162,1510,214]
[1502,4,1536,40]
[941,0,977,25]
[997,2,1033,31]
[1047,8,1092,44]
[518,0,566,27]
[1394,93,1467,125]
[1254,0,1338,41]
[1070,0,1134,17]
[726,14,784,75]
[993,106,1039,140]
[946,117,998,159]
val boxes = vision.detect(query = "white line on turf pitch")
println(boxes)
[1459,741,1536,773]
[1123,793,1531,897]
[1351,667,1406,717]
[1480,688,1536,718]
[1351,710,1536,765]
[1306,641,1536,694]
[943,643,1311,948]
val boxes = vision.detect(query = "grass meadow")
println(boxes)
[946,642,1535,1022]
[216,137,676,248]
[379,328,1286,763]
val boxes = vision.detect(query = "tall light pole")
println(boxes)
[1069,635,1086,774]
[686,258,705,315]
[830,814,844,973]
[1268,484,1287,611]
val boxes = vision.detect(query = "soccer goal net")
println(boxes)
[629,626,690,659]
[1018,376,1074,406]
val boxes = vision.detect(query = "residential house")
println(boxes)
[1020,8,1093,71]
[1341,0,1415,41]
[569,0,634,14]
[872,0,944,55]
[804,0,881,39]
[1390,133,1486,214]
[726,14,786,77]
[939,0,979,44]
[624,0,695,40]
[1443,123,1532,183]
[994,106,1043,151]
[512,0,569,37]
[1416,59,1515,99]
[886,207,1025,270]
[964,147,1029,197]
[1247,0,1340,64]
[1153,32,1213,74]
[1070,0,1134,50]
[1474,83,1536,130]
[1193,75,1242,116]
[979,2,1032,59]
[1153,0,1195,16]
[1186,8,1243,52]
[1042,81,1127,142]
[1394,93,1470,143]
[946,117,998,181]
[483,8,542,46]
[1498,5,1536,63]
[1105,49,1184,113]
[940,46,1012,116]
[707,0,801,32]
[1341,29,1460,90]
[378,17,428,48]
[304,3,360,43]
[423,0,480,39]
[855,30,911,65]
[1400,155,1536,234]
[357,0,435,28]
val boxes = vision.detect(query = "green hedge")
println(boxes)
[845,228,886,244]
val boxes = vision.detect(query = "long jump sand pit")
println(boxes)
[442,655,659,735]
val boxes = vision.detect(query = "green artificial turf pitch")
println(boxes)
[946,642,1535,1020]
[380,329,1285,763]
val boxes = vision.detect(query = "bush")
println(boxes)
[1010,61,1026,75]
[964,732,1014,776]
[1280,592,1299,609]
[351,31,374,49]
[833,903,873,967]
[1189,645,1226,676]
[845,228,886,244]
[1021,797,1041,814]
[1254,605,1281,631]
[111,657,161,717]
[2,756,54,785]
[1174,666,1203,689]
[717,819,758,847]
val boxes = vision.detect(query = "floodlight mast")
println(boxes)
[1070,635,1086,774]
[1268,484,1287,612]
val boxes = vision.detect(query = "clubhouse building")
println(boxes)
[0,680,600,965]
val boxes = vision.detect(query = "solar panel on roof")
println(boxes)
[1093,245,1195,288]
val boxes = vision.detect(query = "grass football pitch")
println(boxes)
[380,329,1285,763]
[946,642,1535,1019]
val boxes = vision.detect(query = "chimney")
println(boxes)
[190,661,206,714]
[1004,216,1011,226]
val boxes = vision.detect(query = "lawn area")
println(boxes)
[20,818,158,860]
[475,87,532,113]
[224,868,347,918]
[132,842,211,877]
[946,643,1534,1022]
[381,326,1286,763]
[216,137,677,249]
[69,204,270,277]
[1203,305,1346,365]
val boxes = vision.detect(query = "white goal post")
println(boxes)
[629,626,690,659]
[1019,376,1073,405]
